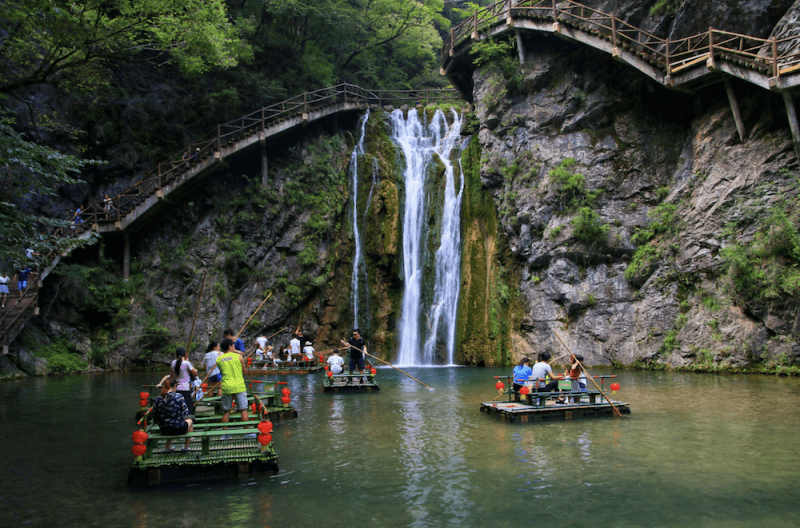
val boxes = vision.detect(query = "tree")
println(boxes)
[0,113,99,268]
[232,0,449,90]
[0,0,252,96]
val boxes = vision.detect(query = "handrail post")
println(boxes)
[709,27,714,59]
[216,124,221,153]
[665,37,670,73]
[552,0,557,22]
[773,36,779,78]
[157,163,161,190]
[611,13,617,48]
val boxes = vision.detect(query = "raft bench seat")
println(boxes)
[144,421,266,458]
[496,375,612,407]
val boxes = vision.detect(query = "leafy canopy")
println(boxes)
[0,0,252,95]
[0,113,99,268]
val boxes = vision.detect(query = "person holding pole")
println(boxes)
[215,338,249,435]
[342,328,366,382]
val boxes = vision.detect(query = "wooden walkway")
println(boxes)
[441,0,800,96]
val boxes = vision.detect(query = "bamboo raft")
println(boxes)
[481,375,631,422]
[251,356,323,375]
[129,394,279,485]
[129,379,299,485]
[322,371,380,393]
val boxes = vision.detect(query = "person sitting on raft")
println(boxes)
[327,349,344,374]
[513,357,533,393]
[152,379,194,452]
[529,351,563,393]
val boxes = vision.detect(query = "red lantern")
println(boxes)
[131,444,147,457]
[610,382,621,392]
[327,371,333,378]
[370,368,377,375]
[324,365,329,371]
[495,381,505,391]
[139,399,148,407]
[132,430,148,444]
[281,396,291,404]
[281,388,291,397]
[257,433,272,445]
[247,357,253,366]
[520,386,530,395]
[139,391,149,400]
[202,383,208,390]
[251,403,257,412]
[257,421,274,434]
[318,355,324,363]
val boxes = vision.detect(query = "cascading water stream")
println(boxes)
[421,110,465,366]
[349,110,370,328]
[391,108,464,366]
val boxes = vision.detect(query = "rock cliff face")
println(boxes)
[465,0,800,370]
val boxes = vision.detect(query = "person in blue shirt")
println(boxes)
[224,328,245,353]
[512,357,533,393]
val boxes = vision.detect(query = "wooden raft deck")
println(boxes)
[482,374,631,422]
[128,425,279,485]
[322,373,380,393]
[130,391,282,485]
[480,397,631,422]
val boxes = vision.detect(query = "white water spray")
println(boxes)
[349,110,370,327]
[391,108,464,366]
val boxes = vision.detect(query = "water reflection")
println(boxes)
[1,369,800,527]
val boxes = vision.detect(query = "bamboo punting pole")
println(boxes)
[550,328,622,417]
[341,342,433,390]
[235,291,272,340]
[185,271,207,356]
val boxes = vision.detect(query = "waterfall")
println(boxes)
[391,108,464,366]
[349,110,370,328]
[422,111,465,366]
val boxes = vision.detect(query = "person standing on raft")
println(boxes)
[216,338,249,428]
[341,328,367,381]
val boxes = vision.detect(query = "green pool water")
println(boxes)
[1,367,798,527]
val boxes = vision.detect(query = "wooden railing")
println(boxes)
[442,0,800,82]
[0,270,40,350]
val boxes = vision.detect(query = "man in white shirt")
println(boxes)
[327,350,344,374]
[289,334,301,357]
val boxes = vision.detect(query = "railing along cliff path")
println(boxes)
[441,0,800,94]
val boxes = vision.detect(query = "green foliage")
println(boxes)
[0,113,101,267]
[549,158,602,213]
[470,37,523,94]
[722,208,800,304]
[139,308,171,352]
[38,339,86,374]
[572,207,609,245]
[659,329,680,356]
[650,0,681,16]
[625,202,680,283]
[53,260,139,326]
[548,225,563,240]
[0,0,251,95]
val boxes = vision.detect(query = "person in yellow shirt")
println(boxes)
[215,338,249,429]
